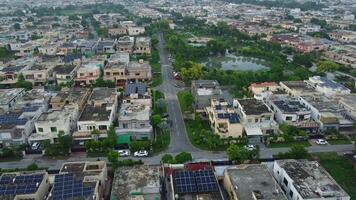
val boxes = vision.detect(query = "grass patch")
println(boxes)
[177,90,193,113]
[86,151,108,157]
[350,134,356,142]
[0,157,22,162]
[315,153,356,199]
[152,131,171,154]
[268,141,310,148]
[328,139,352,145]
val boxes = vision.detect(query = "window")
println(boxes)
[123,124,128,128]
[140,124,145,128]
[99,125,107,130]
[38,128,43,132]
[135,73,140,76]
[106,72,111,76]
[50,127,57,132]
[283,178,288,186]
[289,190,293,198]
[255,118,259,123]
[286,116,292,121]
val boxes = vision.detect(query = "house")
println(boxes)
[0,88,25,113]
[307,76,351,97]
[108,26,127,37]
[116,102,152,141]
[206,99,243,138]
[52,64,77,85]
[111,166,160,200]
[191,80,223,112]
[57,42,77,55]
[127,26,145,36]
[116,36,134,54]
[74,62,102,87]
[103,61,127,87]
[299,95,354,131]
[95,39,117,54]
[31,107,78,143]
[234,98,278,142]
[268,95,319,132]
[249,82,281,100]
[49,161,107,200]
[50,87,90,112]
[335,94,356,120]
[298,24,321,34]
[223,164,287,200]
[273,160,350,200]
[123,83,151,107]
[22,63,56,86]
[127,60,152,83]
[77,87,118,133]
[280,81,318,97]
[107,52,130,64]
[133,37,151,55]
[38,44,58,56]
[0,172,50,200]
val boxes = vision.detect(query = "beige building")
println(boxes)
[134,37,151,55]
[50,87,90,111]
[206,99,243,138]
[75,63,102,87]
[280,81,318,97]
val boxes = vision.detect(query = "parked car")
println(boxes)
[118,150,130,157]
[134,150,148,157]
[31,142,41,150]
[244,144,256,151]
[316,139,328,145]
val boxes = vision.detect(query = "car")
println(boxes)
[134,150,148,157]
[118,150,130,157]
[244,144,256,151]
[316,139,328,145]
[31,142,41,150]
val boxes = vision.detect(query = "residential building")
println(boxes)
[50,87,90,111]
[111,166,160,200]
[22,63,56,86]
[206,99,243,138]
[116,102,152,140]
[108,26,127,37]
[49,161,107,200]
[280,81,318,97]
[38,44,58,56]
[117,36,134,54]
[299,24,321,34]
[127,60,152,83]
[77,87,118,133]
[52,64,77,85]
[107,52,130,64]
[191,80,223,112]
[335,94,356,120]
[133,37,151,55]
[103,61,128,87]
[127,26,145,36]
[273,160,350,200]
[307,76,351,97]
[223,164,287,200]
[0,172,50,200]
[249,82,280,96]
[95,39,117,54]
[234,98,278,142]
[268,95,318,132]
[0,88,25,113]
[74,62,102,87]
[299,95,353,131]
[123,83,151,107]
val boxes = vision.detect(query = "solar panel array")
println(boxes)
[124,83,147,96]
[0,113,28,125]
[217,113,239,123]
[0,174,43,197]
[51,173,93,200]
[173,169,219,194]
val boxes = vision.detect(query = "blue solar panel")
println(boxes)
[52,173,94,200]
[173,169,219,194]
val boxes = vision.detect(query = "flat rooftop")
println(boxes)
[79,104,112,121]
[119,103,150,121]
[276,160,349,199]
[272,96,310,113]
[0,88,24,105]
[192,80,220,89]
[53,64,76,74]
[37,108,73,122]
[238,98,271,115]
[300,95,344,113]
[227,165,287,200]
[281,81,317,94]
[111,166,160,200]
[90,87,117,102]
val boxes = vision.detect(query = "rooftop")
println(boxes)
[111,166,160,200]
[271,96,310,114]
[226,164,287,200]
[250,82,279,88]
[79,104,112,121]
[119,103,150,121]
[37,107,73,122]
[300,95,344,113]
[89,87,117,102]
[0,88,24,105]
[124,82,147,96]
[237,98,271,115]
[192,80,220,89]
[276,160,349,199]
[281,81,317,94]
[53,64,76,74]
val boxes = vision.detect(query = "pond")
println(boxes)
[201,53,269,71]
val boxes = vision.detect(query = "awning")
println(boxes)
[245,127,263,136]
[116,134,131,144]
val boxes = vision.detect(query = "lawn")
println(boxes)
[315,153,356,199]
[177,90,193,113]
[152,131,170,154]
[349,134,356,142]
[268,141,311,148]
[327,139,352,145]
[86,151,108,157]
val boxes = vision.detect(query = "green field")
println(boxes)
[268,141,311,148]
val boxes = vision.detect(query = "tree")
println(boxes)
[107,151,119,168]
[293,53,314,68]
[151,114,162,128]
[316,60,340,73]
[91,129,101,141]
[175,152,193,164]
[27,163,39,171]
[276,145,310,159]
[13,23,21,30]
[155,99,166,114]
[69,15,80,21]
[180,62,203,82]
[227,144,251,163]
[92,78,115,88]
[13,74,33,91]
[161,154,175,164]
[129,141,151,152]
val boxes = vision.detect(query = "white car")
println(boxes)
[244,145,256,151]
[134,150,148,157]
[316,139,328,145]
[118,150,130,157]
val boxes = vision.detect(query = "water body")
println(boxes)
[201,53,269,71]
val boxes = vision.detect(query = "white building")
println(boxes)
[127,26,145,36]
[273,159,350,200]
[0,88,25,113]
[307,76,351,97]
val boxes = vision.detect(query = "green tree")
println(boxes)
[276,145,310,159]
[175,152,193,164]
[92,78,115,88]
[13,23,21,31]
[107,151,119,168]
[316,60,340,73]
[151,114,162,128]
[161,154,175,164]
[293,53,314,68]
[227,144,251,163]
[180,62,203,82]
[129,141,151,152]
[91,129,101,141]
[155,99,167,114]
[13,74,33,91]
[27,163,39,171]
